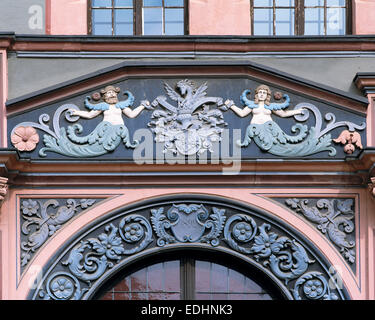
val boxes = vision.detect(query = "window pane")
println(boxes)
[304,7,324,35]
[114,9,133,35]
[254,0,273,7]
[327,0,346,6]
[275,0,294,7]
[143,7,163,35]
[327,7,345,35]
[253,9,273,35]
[115,0,133,7]
[92,9,112,35]
[304,0,324,6]
[165,0,184,6]
[165,8,184,35]
[143,0,162,6]
[92,0,112,7]
[275,8,294,35]
[195,260,210,292]
[164,260,180,292]
[210,263,228,292]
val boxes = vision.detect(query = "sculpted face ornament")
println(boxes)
[148,80,227,155]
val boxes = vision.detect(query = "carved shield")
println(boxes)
[167,204,208,242]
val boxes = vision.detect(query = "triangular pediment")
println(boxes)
[6,60,368,163]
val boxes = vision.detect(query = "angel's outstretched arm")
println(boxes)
[224,99,252,117]
[69,109,102,119]
[273,108,304,118]
[123,100,151,118]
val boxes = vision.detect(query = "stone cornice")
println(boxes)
[3,34,375,53]
[354,73,375,96]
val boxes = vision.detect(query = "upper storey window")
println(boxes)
[250,0,350,36]
[89,0,187,36]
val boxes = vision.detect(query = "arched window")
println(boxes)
[89,0,188,36]
[93,251,285,300]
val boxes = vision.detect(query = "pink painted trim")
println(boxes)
[4,188,366,300]
[0,51,7,147]
[366,95,375,146]
[45,0,51,35]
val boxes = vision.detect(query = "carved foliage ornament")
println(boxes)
[284,198,355,265]
[20,198,98,271]
[34,202,344,300]
[10,81,366,159]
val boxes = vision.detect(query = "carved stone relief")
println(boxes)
[222,85,365,157]
[0,177,8,209]
[9,80,366,160]
[30,199,349,300]
[20,198,101,272]
[273,197,356,269]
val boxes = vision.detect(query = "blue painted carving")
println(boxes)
[151,204,226,246]
[32,199,348,300]
[148,80,227,155]
[21,198,97,270]
[224,216,314,285]
[223,86,366,157]
[11,87,148,158]
[293,272,338,300]
[285,198,356,264]
[39,272,87,300]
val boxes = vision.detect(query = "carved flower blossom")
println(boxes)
[233,222,253,242]
[123,224,143,242]
[250,224,284,259]
[21,199,39,216]
[90,224,125,261]
[50,277,74,299]
[11,126,39,152]
[303,279,324,299]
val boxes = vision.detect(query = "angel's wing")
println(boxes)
[164,82,181,101]
[192,82,208,101]
[84,97,109,111]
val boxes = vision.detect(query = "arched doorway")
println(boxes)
[28,194,350,300]
[93,250,285,300]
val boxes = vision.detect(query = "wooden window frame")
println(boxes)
[88,0,189,36]
[250,0,352,36]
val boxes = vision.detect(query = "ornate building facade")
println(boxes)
[1,0,375,300]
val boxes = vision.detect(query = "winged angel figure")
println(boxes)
[148,80,226,155]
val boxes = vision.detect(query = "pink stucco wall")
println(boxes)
[48,0,88,35]
[1,187,372,299]
[352,0,375,35]
[189,0,251,35]
[366,94,375,146]
[0,51,7,147]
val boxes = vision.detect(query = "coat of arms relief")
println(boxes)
[10,80,366,159]
[148,80,227,155]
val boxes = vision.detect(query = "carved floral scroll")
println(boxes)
[32,201,346,300]
[20,198,100,271]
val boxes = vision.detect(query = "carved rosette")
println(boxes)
[32,201,347,301]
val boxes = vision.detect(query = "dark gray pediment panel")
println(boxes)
[7,76,367,162]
